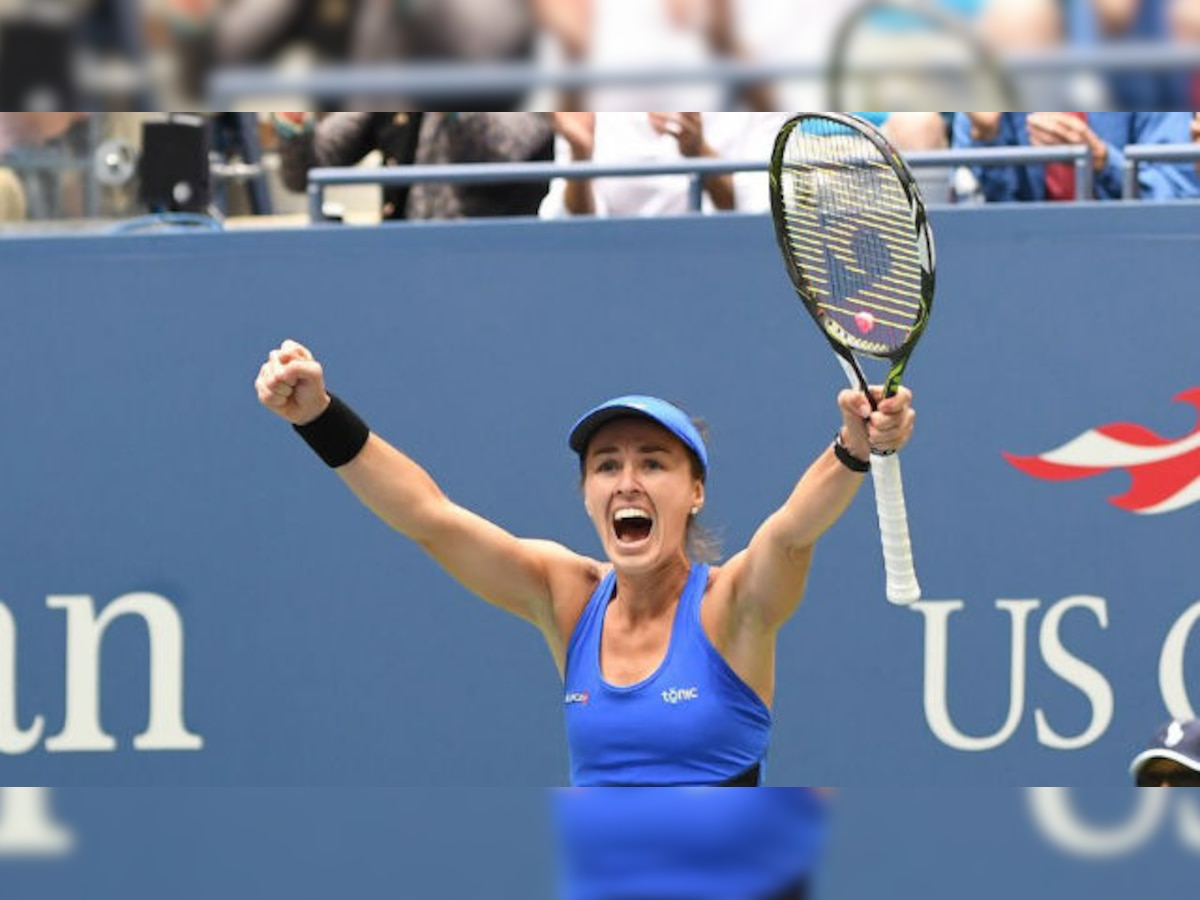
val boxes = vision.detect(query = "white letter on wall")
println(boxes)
[0,602,45,754]
[1027,787,1166,858]
[1034,595,1114,750]
[44,593,203,752]
[0,787,74,855]
[916,599,1039,751]
[1159,601,1200,722]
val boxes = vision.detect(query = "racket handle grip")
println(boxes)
[870,453,921,605]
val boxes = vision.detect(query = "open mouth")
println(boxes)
[613,508,654,544]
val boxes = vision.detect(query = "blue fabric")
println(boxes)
[866,0,985,30]
[569,395,708,476]
[950,112,1200,202]
[854,112,890,128]
[1065,0,1189,108]
[564,563,772,786]
[554,787,830,900]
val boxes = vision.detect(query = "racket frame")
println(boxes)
[769,111,936,605]
[826,0,1021,110]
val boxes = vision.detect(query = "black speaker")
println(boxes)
[0,20,77,110]
[138,118,212,213]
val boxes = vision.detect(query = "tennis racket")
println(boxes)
[769,112,935,606]
[827,0,1020,111]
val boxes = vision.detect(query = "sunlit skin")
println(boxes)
[581,419,704,686]
[256,339,915,716]
[583,418,703,581]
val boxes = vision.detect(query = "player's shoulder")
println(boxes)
[704,553,741,595]
[698,557,741,619]
[523,540,604,580]
[524,540,605,607]
[536,549,607,659]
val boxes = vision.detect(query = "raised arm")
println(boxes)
[255,339,595,655]
[722,387,915,631]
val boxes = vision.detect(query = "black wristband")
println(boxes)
[293,394,370,468]
[833,430,870,473]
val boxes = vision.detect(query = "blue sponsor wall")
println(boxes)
[0,788,1195,898]
[0,205,1197,786]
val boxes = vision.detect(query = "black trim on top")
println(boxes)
[601,762,762,788]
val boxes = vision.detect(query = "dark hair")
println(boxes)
[681,414,722,563]
[686,514,723,564]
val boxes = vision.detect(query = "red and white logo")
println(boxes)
[1004,388,1200,515]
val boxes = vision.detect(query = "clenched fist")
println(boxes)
[838,385,916,460]
[255,339,330,425]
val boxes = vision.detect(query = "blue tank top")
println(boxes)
[563,563,773,786]
[554,787,829,900]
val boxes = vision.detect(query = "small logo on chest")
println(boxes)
[564,691,590,706]
[661,687,700,705]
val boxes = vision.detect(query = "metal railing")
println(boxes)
[209,43,1200,105]
[1122,144,1200,200]
[305,145,1096,222]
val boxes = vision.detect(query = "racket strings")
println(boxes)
[779,125,923,356]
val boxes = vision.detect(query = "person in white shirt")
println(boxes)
[533,0,771,110]
[539,111,792,219]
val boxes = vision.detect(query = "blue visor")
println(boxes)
[568,395,708,477]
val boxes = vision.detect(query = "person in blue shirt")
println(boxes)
[1192,113,1200,175]
[951,112,1200,201]
[254,340,915,786]
[1065,0,1191,108]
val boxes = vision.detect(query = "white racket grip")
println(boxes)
[870,453,921,605]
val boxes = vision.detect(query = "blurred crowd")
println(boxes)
[0,0,1195,110]
[1,108,1196,228]
[0,0,1198,226]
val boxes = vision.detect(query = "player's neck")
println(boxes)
[611,556,691,624]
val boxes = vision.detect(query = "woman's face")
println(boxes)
[582,417,704,573]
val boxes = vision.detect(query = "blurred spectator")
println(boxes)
[539,111,785,218]
[0,113,85,156]
[277,112,554,221]
[534,0,773,111]
[951,112,1200,200]
[0,113,89,222]
[1192,112,1200,175]
[0,167,26,222]
[1172,0,1200,46]
[734,0,857,109]
[165,0,366,102]
[1065,0,1190,107]
[979,0,1081,107]
[540,112,961,220]
[352,0,538,108]
[166,0,537,109]
[1169,0,1200,109]
[1129,718,1200,786]
[881,113,953,151]
[875,113,957,203]
[274,112,422,219]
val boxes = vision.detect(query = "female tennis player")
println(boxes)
[255,338,915,786]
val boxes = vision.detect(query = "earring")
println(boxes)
[690,507,700,516]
